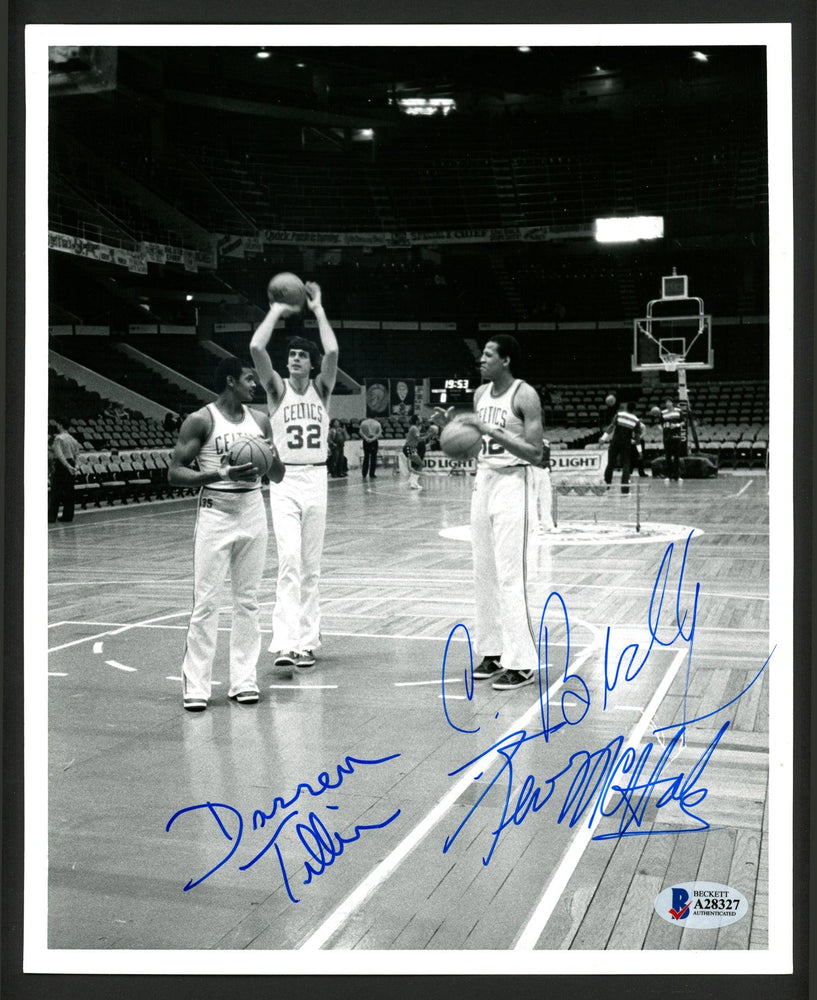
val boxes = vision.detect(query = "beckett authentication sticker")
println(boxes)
[654,883,748,928]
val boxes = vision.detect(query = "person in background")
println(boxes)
[630,417,648,478]
[403,415,426,490]
[601,401,640,494]
[328,418,348,478]
[533,436,555,534]
[660,397,685,482]
[48,418,82,523]
[359,413,383,479]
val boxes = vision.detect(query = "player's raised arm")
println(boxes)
[305,282,339,397]
[250,302,293,407]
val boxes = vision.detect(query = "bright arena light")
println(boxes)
[594,216,664,243]
[393,97,456,117]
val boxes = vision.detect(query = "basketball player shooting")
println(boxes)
[250,280,339,673]
[437,335,544,690]
[168,358,284,712]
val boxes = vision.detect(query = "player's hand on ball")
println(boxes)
[456,413,488,434]
[304,281,322,311]
[430,406,455,428]
[269,300,300,319]
[228,462,258,482]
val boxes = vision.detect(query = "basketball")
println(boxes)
[439,418,483,460]
[267,271,307,308]
[228,435,277,477]
[650,405,662,418]
[605,393,616,406]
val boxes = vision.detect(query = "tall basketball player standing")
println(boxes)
[455,335,544,690]
[169,358,284,712]
[250,282,338,672]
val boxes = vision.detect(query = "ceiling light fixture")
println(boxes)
[691,50,709,62]
[256,48,271,60]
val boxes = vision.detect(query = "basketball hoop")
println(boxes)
[660,352,681,373]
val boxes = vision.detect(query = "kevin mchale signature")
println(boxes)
[440,531,773,864]
[166,753,401,898]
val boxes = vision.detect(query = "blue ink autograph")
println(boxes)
[166,753,402,898]
[440,531,773,862]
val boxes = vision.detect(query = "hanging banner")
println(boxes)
[258,224,592,248]
[214,234,246,258]
[49,230,215,271]
[364,379,390,417]
[390,378,416,417]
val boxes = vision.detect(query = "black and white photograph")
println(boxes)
[15,18,806,984]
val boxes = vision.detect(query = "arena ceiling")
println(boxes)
[114,45,766,123]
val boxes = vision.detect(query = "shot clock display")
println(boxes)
[428,377,476,406]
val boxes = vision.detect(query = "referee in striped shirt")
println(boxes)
[601,401,640,494]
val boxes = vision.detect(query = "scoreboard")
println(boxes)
[428,377,476,407]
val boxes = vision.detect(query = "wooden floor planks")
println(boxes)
[44,472,776,953]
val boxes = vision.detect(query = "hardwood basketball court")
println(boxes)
[42,467,775,969]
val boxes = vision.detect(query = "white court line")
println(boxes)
[105,660,136,673]
[297,635,604,951]
[48,672,68,677]
[397,679,463,688]
[731,480,754,498]
[48,610,191,653]
[48,619,770,656]
[513,648,687,950]
[106,610,192,636]
[269,684,338,690]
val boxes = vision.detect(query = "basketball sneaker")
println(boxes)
[491,669,535,690]
[473,656,504,680]
[274,651,299,667]
[295,649,316,670]
[230,690,259,705]
[183,697,208,712]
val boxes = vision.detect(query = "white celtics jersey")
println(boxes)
[198,402,266,492]
[271,379,329,464]
[475,379,528,469]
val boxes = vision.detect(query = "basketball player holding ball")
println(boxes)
[438,335,544,690]
[169,358,284,712]
[250,278,338,672]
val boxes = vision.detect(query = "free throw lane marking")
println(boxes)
[513,648,687,949]
[297,636,604,950]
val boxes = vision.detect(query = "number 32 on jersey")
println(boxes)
[287,423,322,450]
